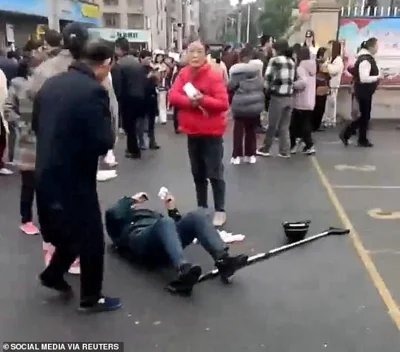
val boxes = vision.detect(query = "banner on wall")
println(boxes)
[338,17,400,86]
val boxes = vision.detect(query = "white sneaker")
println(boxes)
[213,211,227,227]
[244,156,256,164]
[303,146,316,155]
[104,150,118,167]
[290,147,298,155]
[278,153,290,159]
[230,157,241,165]
[0,167,13,175]
[96,170,117,182]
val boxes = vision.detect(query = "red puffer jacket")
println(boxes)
[168,63,229,136]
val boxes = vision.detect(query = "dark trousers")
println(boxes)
[187,136,226,212]
[0,121,6,169]
[137,113,156,146]
[127,210,226,268]
[38,196,105,303]
[173,108,179,132]
[125,116,140,155]
[312,95,327,132]
[20,170,35,224]
[290,109,314,149]
[343,95,372,143]
[232,117,258,157]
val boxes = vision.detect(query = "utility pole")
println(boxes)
[246,3,251,43]
[237,0,243,43]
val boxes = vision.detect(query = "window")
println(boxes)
[103,0,119,5]
[127,0,144,6]
[103,13,120,27]
[127,14,144,29]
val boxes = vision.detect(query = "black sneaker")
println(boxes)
[256,147,270,157]
[166,263,202,296]
[39,275,73,298]
[215,254,248,283]
[79,297,122,313]
[339,132,349,146]
[125,152,141,159]
[149,141,161,150]
[358,141,374,148]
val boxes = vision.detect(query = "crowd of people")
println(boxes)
[0,21,381,313]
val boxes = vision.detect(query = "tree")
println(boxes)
[258,0,297,39]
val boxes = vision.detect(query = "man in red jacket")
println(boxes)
[169,40,229,227]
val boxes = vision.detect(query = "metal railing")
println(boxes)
[341,5,400,16]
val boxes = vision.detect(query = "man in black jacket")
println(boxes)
[34,40,121,313]
[106,193,248,296]
[113,37,146,159]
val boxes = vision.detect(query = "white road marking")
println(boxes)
[335,164,376,171]
[333,185,400,189]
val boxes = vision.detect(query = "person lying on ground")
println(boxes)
[105,192,248,296]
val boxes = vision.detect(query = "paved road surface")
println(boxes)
[0,125,399,351]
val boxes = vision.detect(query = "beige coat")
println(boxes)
[0,69,8,135]
[28,49,119,128]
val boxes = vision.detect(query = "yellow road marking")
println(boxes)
[311,156,400,330]
[368,208,400,220]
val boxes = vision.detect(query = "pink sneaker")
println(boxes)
[68,258,81,275]
[20,222,40,236]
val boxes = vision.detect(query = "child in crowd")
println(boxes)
[228,47,265,164]
[290,46,317,155]
[4,60,40,235]
[154,52,168,124]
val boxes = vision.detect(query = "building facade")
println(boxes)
[0,0,101,48]
[97,0,167,50]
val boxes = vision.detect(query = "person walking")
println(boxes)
[256,39,296,158]
[169,40,229,227]
[229,47,265,165]
[323,40,344,128]
[113,37,145,159]
[312,47,330,132]
[340,37,381,147]
[289,46,317,155]
[4,60,40,234]
[34,39,120,312]
[136,50,161,150]
[28,23,95,275]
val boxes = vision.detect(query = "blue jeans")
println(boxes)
[129,210,226,267]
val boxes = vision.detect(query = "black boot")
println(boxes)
[215,254,248,283]
[165,263,202,296]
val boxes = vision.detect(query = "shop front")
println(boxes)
[0,0,47,47]
[58,0,101,29]
[88,28,151,50]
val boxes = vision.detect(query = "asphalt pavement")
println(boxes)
[0,124,399,351]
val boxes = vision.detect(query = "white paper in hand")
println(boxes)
[183,82,197,99]
[158,186,169,200]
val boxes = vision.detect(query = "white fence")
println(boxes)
[341,5,400,17]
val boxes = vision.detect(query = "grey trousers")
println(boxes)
[261,95,293,155]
